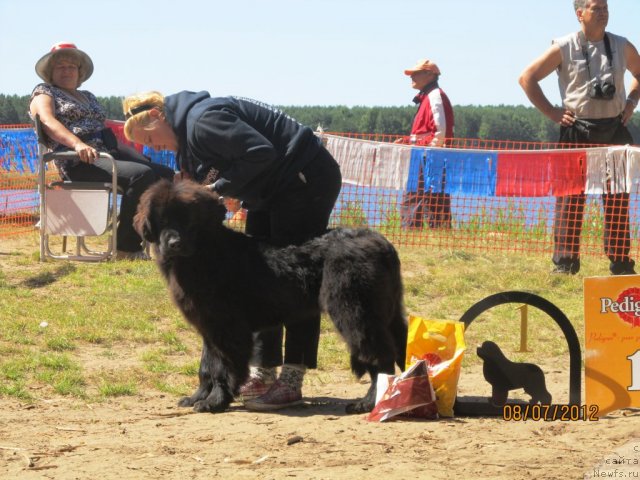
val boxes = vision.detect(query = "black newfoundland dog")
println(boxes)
[134,180,407,414]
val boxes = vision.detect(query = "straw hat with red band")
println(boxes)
[35,42,94,84]
[404,59,441,76]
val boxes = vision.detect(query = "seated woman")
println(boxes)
[30,42,175,260]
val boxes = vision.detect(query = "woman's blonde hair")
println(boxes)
[122,91,165,142]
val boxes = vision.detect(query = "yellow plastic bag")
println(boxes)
[405,315,466,417]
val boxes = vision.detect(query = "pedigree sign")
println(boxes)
[584,276,640,415]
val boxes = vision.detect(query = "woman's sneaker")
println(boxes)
[243,380,302,411]
[238,376,274,401]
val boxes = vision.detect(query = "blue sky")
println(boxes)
[1,0,640,107]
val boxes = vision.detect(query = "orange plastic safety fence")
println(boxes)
[2,127,640,267]
[320,133,640,265]
[325,132,599,151]
[0,124,32,130]
[0,124,40,237]
[0,172,40,237]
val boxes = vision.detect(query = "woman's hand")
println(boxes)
[73,141,98,163]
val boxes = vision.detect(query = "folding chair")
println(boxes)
[35,114,119,262]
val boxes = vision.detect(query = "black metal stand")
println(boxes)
[453,291,581,417]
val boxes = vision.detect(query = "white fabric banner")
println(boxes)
[372,144,412,190]
[585,146,629,194]
[322,134,412,189]
[626,146,640,191]
[324,135,377,186]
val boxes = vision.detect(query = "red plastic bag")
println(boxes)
[366,360,438,422]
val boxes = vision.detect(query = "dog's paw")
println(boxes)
[193,399,230,414]
[345,400,374,414]
[178,396,197,408]
[178,384,213,408]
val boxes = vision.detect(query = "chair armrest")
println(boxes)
[40,151,118,192]
[49,181,115,190]
[42,151,115,163]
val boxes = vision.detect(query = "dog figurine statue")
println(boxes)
[476,340,552,406]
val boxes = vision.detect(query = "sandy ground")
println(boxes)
[1,236,638,479]
[1,359,639,480]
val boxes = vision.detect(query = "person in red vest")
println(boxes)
[400,59,454,229]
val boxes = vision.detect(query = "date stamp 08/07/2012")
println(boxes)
[502,404,600,422]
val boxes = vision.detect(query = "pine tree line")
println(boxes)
[1,94,639,143]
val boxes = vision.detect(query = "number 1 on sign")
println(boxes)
[629,350,640,391]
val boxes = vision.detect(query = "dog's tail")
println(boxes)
[391,310,408,371]
[387,248,407,371]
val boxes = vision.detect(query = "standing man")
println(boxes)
[401,59,455,229]
[519,0,640,275]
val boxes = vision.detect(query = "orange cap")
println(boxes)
[404,59,441,76]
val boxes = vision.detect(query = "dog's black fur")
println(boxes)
[476,341,552,406]
[134,179,408,414]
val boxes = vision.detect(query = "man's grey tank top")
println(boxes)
[554,31,627,119]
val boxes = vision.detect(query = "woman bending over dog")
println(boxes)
[123,90,342,410]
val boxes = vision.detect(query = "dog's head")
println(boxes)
[134,179,227,259]
[476,340,501,361]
